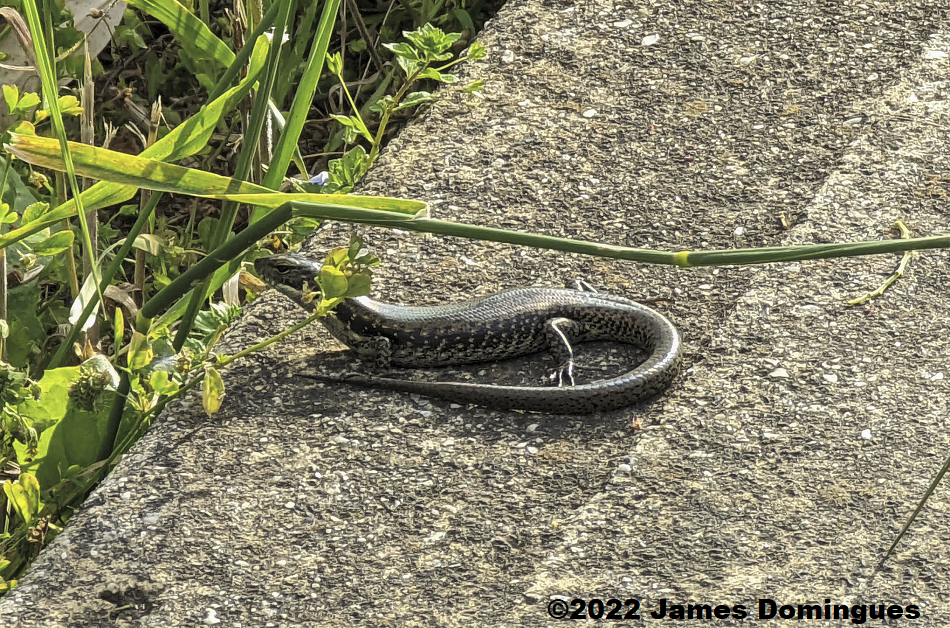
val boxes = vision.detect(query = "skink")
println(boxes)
[255,254,681,413]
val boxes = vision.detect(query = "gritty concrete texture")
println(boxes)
[4,0,950,626]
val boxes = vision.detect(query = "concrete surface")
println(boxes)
[3,0,950,626]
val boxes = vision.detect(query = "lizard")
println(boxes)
[255,253,681,414]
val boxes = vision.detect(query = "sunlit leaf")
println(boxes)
[344,272,372,297]
[3,84,18,112]
[20,202,49,225]
[14,92,40,114]
[396,91,436,110]
[33,230,74,256]
[128,331,153,371]
[466,41,487,60]
[319,265,348,299]
[202,367,224,415]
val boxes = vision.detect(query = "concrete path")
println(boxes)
[3,0,950,625]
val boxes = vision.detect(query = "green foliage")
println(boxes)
[0,0,491,593]
[3,85,84,127]
[4,473,41,526]
[7,363,108,489]
[2,87,39,118]
[322,146,369,195]
[322,24,484,192]
[113,11,149,52]
[315,234,379,306]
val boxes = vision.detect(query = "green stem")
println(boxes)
[47,192,165,370]
[174,0,297,352]
[368,64,426,166]
[287,201,949,267]
[143,203,293,322]
[205,1,281,103]
[99,370,131,461]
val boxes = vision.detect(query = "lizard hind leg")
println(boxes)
[544,317,586,387]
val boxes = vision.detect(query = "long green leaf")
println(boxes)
[261,0,343,195]
[13,134,950,268]
[174,0,297,352]
[0,36,270,251]
[22,0,100,334]
[206,3,280,102]
[125,0,235,69]
[5,133,426,215]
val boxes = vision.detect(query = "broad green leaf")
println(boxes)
[128,332,153,371]
[14,369,66,434]
[325,246,348,267]
[344,273,372,297]
[57,95,83,116]
[330,146,369,188]
[7,282,46,368]
[14,92,40,115]
[202,367,224,415]
[19,473,40,507]
[3,84,18,112]
[20,202,49,225]
[34,230,74,256]
[318,266,348,299]
[13,367,110,489]
[149,370,179,396]
[124,0,236,69]
[397,91,437,110]
[59,399,114,481]
[4,480,38,524]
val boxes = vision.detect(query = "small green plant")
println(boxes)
[202,235,377,416]
[0,0,489,591]
[308,234,379,309]
[321,24,485,193]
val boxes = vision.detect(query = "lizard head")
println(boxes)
[254,253,324,309]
